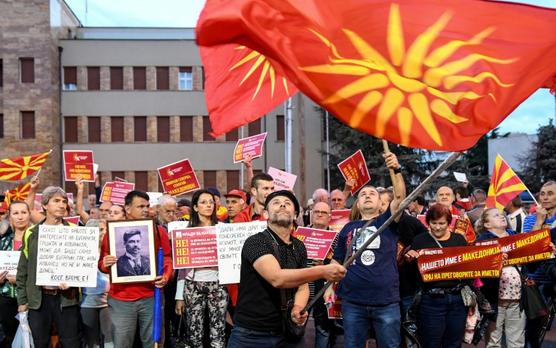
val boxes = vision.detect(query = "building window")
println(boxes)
[111,117,124,142]
[63,67,77,90]
[87,67,100,90]
[111,171,125,181]
[20,58,34,83]
[1,59,4,88]
[64,116,78,142]
[180,116,193,142]
[276,114,285,141]
[178,67,193,90]
[88,117,101,143]
[157,116,170,142]
[226,170,240,190]
[203,117,214,141]
[156,67,169,90]
[204,170,217,188]
[135,171,148,191]
[110,67,123,90]
[225,128,239,142]
[134,116,147,141]
[248,119,261,136]
[0,114,4,138]
[21,111,35,139]
[133,67,146,90]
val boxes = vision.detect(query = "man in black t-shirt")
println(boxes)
[228,190,346,348]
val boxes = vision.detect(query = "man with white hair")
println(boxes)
[157,194,178,229]
[312,188,330,203]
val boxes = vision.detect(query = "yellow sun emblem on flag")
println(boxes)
[301,4,517,146]
[230,46,292,100]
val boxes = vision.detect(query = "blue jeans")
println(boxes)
[108,297,154,348]
[342,301,401,347]
[418,293,467,348]
[314,322,331,348]
[227,326,298,348]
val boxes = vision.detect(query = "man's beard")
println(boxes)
[269,212,294,228]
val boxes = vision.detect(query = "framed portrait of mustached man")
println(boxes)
[107,219,156,284]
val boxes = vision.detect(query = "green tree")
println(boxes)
[520,119,556,193]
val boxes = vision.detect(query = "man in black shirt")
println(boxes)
[229,190,346,348]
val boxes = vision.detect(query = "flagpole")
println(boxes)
[325,111,331,191]
[285,98,293,173]
[303,151,463,313]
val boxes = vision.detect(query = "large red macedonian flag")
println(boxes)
[486,154,527,210]
[196,0,556,151]
[0,150,51,181]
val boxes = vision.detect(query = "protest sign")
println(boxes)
[36,225,99,287]
[337,150,371,194]
[171,225,218,269]
[216,221,268,284]
[268,167,297,191]
[63,150,95,182]
[147,192,163,207]
[233,132,267,163]
[417,244,502,282]
[93,163,99,180]
[294,227,338,260]
[157,159,200,196]
[476,229,553,265]
[327,298,343,319]
[100,181,135,205]
[329,209,351,232]
[0,251,21,276]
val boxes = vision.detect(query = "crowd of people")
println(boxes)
[0,150,555,348]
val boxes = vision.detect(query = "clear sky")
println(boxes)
[65,0,556,135]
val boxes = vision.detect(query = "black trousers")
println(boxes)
[28,293,80,348]
[0,296,18,348]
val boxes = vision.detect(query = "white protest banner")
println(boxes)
[0,251,21,276]
[147,192,163,207]
[36,225,99,287]
[216,221,267,284]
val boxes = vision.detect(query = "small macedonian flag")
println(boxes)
[486,154,527,210]
[4,183,31,205]
[0,150,51,181]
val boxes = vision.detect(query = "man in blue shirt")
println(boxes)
[523,181,556,233]
[325,152,406,347]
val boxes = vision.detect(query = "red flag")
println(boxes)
[486,154,527,210]
[197,0,556,151]
[201,44,298,137]
[0,151,51,181]
[4,183,31,205]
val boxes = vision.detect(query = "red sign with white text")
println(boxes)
[337,150,370,194]
[417,244,503,282]
[329,210,351,232]
[294,227,338,260]
[172,227,218,269]
[157,159,200,196]
[63,150,95,182]
[233,132,267,163]
[475,229,552,266]
[100,182,135,205]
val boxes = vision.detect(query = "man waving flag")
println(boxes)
[196,0,556,151]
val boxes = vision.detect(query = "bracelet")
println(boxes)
[393,167,402,174]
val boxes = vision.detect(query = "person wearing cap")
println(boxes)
[325,151,406,348]
[16,186,81,348]
[224,189,249,223]
[228,190,347,347]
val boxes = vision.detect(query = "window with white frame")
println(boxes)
[178,67,193,90]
